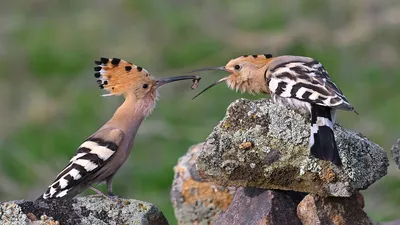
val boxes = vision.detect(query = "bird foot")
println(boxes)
[88,186,121,201]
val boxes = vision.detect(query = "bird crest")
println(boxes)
[94,57,151,96]
[231,53,274,66]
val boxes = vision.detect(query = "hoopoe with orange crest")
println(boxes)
[37,57,198,200]
[189,54,357,166]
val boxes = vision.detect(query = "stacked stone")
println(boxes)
[171,98,391,225]
[0,197,168,225]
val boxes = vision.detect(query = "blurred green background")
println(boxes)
[0,0,399,223]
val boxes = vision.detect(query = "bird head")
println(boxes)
[189,54,275,99]
[94,57,198,101]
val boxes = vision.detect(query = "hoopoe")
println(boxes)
[188,54,357,166]
[37,57,198,200]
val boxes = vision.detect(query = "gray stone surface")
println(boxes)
[171,143,236,225]
[391,138,400,169]
[215,187,304,225]
[196,98,389,197]
[0,197,168,225]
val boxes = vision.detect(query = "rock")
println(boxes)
[196,98,389,197]
[215,187,304,225]
[171,143,236,225]
[297,194,373,225]
[391,138,400,169]
[0,197,168,225]
[374,219,400,225]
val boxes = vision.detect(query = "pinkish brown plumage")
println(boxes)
[38,57,197,200]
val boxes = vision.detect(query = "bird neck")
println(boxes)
[254,66,270,94]
[105,94,156,134]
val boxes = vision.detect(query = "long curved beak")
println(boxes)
[192,77,228,99]
[188,66,227,73]
[156,75,198,88]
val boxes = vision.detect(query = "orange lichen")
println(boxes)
[181,177,234,212]
[239,141,254,150]
[320,167,336,183]
[39,215,60,225]
[331,214,345,225]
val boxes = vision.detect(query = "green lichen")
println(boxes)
[0,202,29,225]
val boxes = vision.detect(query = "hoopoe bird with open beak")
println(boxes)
[37,57,198,200]
[188,54,357,166]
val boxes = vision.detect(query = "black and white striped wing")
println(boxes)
[267,59,354,111]
[42,128,124,199]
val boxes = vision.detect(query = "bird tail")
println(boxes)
[309,105,342,166]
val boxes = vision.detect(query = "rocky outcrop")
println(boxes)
[171,143,236,225]
[196,98,389,197]
[0,197,168,225]
[169,98,394,224]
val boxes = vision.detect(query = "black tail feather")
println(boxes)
[310,105,342,166]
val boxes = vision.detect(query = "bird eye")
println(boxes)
[234,65,241,70]
[142,84,149,89]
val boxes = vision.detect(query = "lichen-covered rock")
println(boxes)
[0,202,30,225]
[391,138,400,169]
[297,194,372,225]
[215,187,304,225]
[171,143,236,225]
[0,197,168,225]
[196,98,388,197]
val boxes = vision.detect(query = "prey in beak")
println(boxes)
[192,77,228,99]
[188,66,231,99]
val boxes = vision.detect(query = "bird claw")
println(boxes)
[107,192,122,200]
[88,186,121,201]
[87,193,106,198]
[87,193,120,201]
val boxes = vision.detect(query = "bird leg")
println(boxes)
[106,177,121,198]
[88,185,118,201]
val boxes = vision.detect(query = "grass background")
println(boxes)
[0,0,400,223]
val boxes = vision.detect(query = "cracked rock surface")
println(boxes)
[0,197,168,225]
[171,143,236,225]
[391,138,400,169]
[196,98,389,197]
